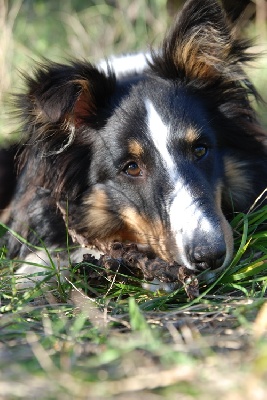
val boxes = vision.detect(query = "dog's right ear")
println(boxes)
[18,62,116,132]
[150,0,251,86]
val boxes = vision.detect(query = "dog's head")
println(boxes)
[17,0,266,272]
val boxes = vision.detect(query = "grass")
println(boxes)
[1,1,267,399]
[1,203,267,399]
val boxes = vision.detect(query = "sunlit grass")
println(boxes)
[2,200,267,311]
[1,195,267,398]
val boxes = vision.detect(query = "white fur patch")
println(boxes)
[142,278,177,293]
[98,52,151,77]
[169,181,213,268]
[145,99,176,175]
[145,99,217,267]
[15,247,103,289]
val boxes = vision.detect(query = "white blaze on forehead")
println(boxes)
[145,99,211,261]
[145,99,176,174]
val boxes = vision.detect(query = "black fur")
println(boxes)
[0,148,16,210]
[1,0,267,277]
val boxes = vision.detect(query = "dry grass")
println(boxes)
[0,291,267,399]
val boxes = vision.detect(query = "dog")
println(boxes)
[1,0,267,289]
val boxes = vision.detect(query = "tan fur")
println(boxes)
[223,156,252,208]
[215,184,233,267]
[185,127,199,143]
[0,208,10,225]
[120,207,173,261]
[128,140,144,157]
[30,79,94,127]
[173,25,244,83]
[83,192,170,258]
[72,79,97,124]
[82,187,123,240]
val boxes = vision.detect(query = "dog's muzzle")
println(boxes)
[169,187,233,272]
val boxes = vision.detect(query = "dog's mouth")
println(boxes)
[66,212,230,296]
[59,195,233,278]
[75,241,200,299]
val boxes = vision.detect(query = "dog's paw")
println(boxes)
[14,247,102,290]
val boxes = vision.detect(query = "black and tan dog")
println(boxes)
[1,0,267,288]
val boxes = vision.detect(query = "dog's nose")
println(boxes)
[189,244,227,270]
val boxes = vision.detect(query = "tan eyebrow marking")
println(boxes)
[128,140,144,157]
[185,127,199,143]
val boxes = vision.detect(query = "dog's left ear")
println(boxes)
[151,0,249,84]
[19,62,115,133]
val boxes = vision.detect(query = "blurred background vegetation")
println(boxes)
[1,0,267,143]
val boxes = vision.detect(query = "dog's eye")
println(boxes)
[123,162,143,177]
[193,145,207,160]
